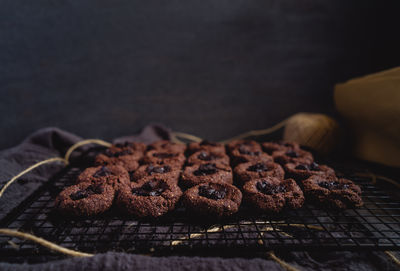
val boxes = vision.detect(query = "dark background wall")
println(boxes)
[1,0,399,149]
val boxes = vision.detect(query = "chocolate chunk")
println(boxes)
[89,184,105,194]
[193,163,218,176]
[131,179,167,196]
[128,171,135,181]
[198,185,227,200]
[309,162,320,171]
[294,162,321,174]
[295,164,308,170]
[197,151,216,161]
[295,162,320,171]
[238,145,260,156]
[247,163,270,172]
[93,166,113,178]
[144,179,157,190]
[70,190,89,200]
[146,165,171,175]
[256,181,286,195]
[152,152,175,158]
[285,150,299,158]
[69,184,104,200]
[318,181,349,190]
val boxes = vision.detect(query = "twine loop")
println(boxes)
[0,139,111,199]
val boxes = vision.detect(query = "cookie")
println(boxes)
[116,177,182,217]
[187,140,226,155]
[142,150,186,168]
[272,148,314,166]
[234,161,285,186]
[243,177,304,213]
[147,140,186,153]
[131,164,181,183]
[187,150,230,166]
[261,141,300,155]
[55,182,115,216]
[284,162,335,181]
[76,165,130,188]
[182,182,242,217]
[302,175,363,210]
[95,143,143,172]
[229,147,273,165]
[180,163,233,188]
[226,139,262,155]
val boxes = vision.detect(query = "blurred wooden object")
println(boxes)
[335,67,400,167]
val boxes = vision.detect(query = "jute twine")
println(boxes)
[0,139,111,257]
[0,139,111,198]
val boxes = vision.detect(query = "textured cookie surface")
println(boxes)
[182,182,242,217]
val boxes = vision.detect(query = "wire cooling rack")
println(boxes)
[0,164,400,263]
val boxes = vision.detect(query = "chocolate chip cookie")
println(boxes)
[55,182,115,216]
[131,164,180,183]
[234,161,285,186]
[142,150,186,168]
[226,139,262,155]
[116,177,182,217]
[76,165,130,188]
[187,150,230,166]
[95,143,143,172]
[243,177,305,213]
[284,162,335,181]
[272,148,314,166]
[261,141,300,155]
[187,140,226,155]
[182,182,242,217]
[230,147,273,165]
[180,163,233,188]
[302,175,363,209]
